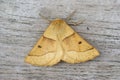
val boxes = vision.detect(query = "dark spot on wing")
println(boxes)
[78,41,82,44]
[38,45,42,48]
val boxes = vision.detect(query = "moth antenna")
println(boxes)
[68,20,85,26]
[65,10,77,21]
[39,13,51,23]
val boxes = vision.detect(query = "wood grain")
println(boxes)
[0,0,120,80]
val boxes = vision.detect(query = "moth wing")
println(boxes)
[25,36,62,66]
[62,33,99,63]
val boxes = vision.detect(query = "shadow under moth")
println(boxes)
[25,12,100,66]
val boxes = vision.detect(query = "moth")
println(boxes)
[25,12,100,66]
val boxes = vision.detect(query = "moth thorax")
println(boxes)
[50,19,65,33]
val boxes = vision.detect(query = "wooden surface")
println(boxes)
[0,0,120,80]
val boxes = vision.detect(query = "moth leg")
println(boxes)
[39,13,51,23]
[68,20,85,26]
[65,10,77,21]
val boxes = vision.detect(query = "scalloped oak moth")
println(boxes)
[25,19,99,66]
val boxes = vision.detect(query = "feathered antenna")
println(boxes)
[65,10,77,21]
[39,13,51,23]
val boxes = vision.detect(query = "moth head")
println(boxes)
[50,18,67,26]
[53,18,64,22]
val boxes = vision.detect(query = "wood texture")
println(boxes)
[0,0,120,80]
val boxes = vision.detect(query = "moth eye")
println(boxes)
[78,41,82,44]
[38,45,42,48]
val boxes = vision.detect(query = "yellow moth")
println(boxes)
[25,17,99,66]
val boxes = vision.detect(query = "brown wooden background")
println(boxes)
[0,0,120,80]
